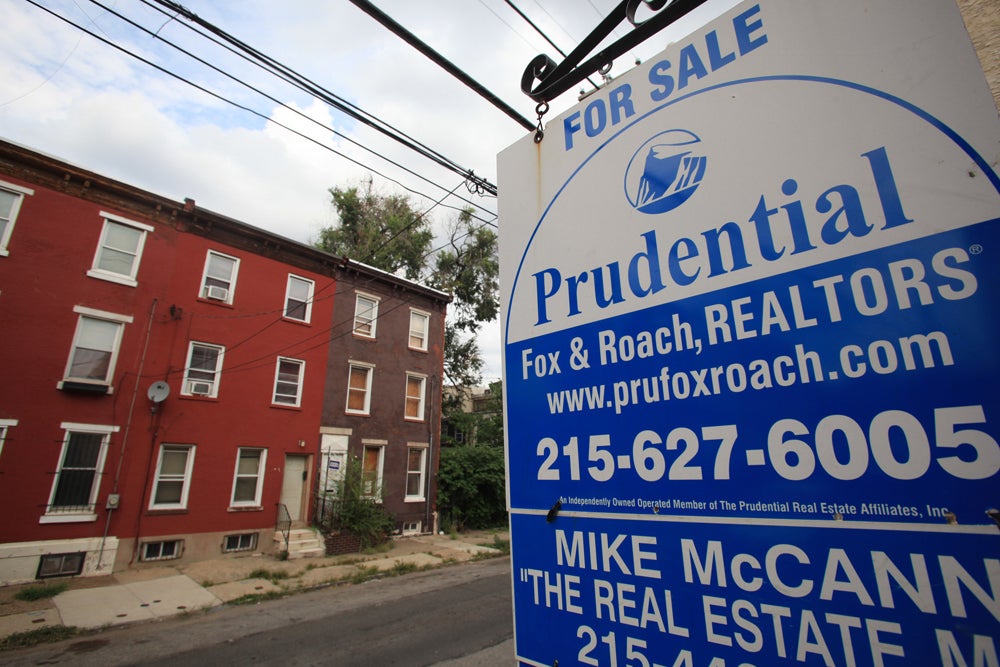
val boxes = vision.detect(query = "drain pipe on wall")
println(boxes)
[426,373,436,534]
[97,298,158,572]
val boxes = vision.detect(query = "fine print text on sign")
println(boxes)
[498,1,1000,666]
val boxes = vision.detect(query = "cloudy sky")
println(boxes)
[0,0,736,381]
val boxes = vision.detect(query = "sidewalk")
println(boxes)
[0,529,509,643]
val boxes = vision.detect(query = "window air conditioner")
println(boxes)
[205,285,229,301]
[187,380,213,395]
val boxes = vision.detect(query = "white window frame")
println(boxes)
[141,540,183,561]
[405,445,428,502]
[182,341,225,397]
[361,443,385,499]
[0,179,33,256]
[284,274,314,323]
[60,307,133,390]
[200,250,240,304]
[0,419,17,460]
[87,213,153,286]
[404,373,427,422]
[149,444,196,510]
[345,362,374,415]
[408,309,430,351]
[272,357,304,407]
[230,447,267,507]
[353,293,380,338]
[41,423,118,523]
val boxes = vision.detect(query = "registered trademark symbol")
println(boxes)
[969,243,983,255]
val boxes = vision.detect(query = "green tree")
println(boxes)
[437,445,506,531]
[316,180,498,387]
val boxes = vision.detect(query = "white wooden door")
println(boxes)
[280,455,307,522]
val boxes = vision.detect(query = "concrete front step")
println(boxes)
[275,528,325,559]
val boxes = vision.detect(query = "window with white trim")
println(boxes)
[150,445,195,510]
[62,308,132,389]
[231,448,266,507]
[405,446,427,501]
[272,357,304,407]
[88,214,152,286]
[142,540,182,561]
[223,533,258,552]
[0,419,16,460]
[0,181,32,256]
[284,275,314,322]
[409,310,429,351]
[44,423,116,518]
[200,250,239,303]
[353,293,379,338]
[361,445,384,498]
[346,363,374,415]
[404,373,426,421]
[183,341,224,397]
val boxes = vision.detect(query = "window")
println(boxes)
[284,275,314,322]
[88,214,152,286]
[409,310,429,351]
[183,341,224,397]
[37,552,85,578]
[0,180,32,256]
[150,445,195,510]
[200,250,239,303]
[142,540,182,561]
[62,307,132,389]
[361,445,384,498]
[224,533,258,552]
[0,419,17,460]
[272,357,304,406]
[231,448,266,507]
[44,424,116,519]
[346,363,374,415]
[405,446,427,501]
[405,374,426,421]
[353,293,379,338]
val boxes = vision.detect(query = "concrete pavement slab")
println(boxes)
[0,609,60,637]
[53,575,219,629]
[206,578,281,603]
[363,553,444,572]
[125,575,220,618]
[296,564,359,587]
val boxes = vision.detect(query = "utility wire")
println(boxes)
[148,0,499,196]
[86,0,495,220]
[345,0,535,133]
[26,0,496,226]
[504,0,601,91]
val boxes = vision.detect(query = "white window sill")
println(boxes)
[39,513,98,524]
[404,497,427,503]
[0,248,8,257]
[87,269,138,287]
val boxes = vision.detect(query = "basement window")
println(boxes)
[223,533,258,553]
[142,540,182,561]
[37,552,85,579]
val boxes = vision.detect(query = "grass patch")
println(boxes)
[361,542,392,555]
[478,535,510,555]
[389,561,419,576]
[14,582,69,601]
[228,590,286,606]
[0,625,77,651]
[247,568,290,584]
[347,566,379,585]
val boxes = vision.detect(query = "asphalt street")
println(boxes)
[1,557,514,666]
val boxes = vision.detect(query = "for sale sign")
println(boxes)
[498,2,1000,666]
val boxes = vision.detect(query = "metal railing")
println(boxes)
[275,503,291,551]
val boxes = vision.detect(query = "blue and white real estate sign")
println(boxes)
[497,1,1000,665]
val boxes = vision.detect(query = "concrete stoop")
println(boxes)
[274,528,325,559]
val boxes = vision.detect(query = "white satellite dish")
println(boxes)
[147,381,170,404]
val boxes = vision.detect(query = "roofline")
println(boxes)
[0,137,451,303]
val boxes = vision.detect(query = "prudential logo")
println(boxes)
[624,129,706,214]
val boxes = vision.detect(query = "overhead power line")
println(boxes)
[86,0,494,219]
[504,0,601,91]
[148,0,499,196]
[345,0,536,133]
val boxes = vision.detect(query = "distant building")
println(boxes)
[318,260,449,537]
[0,139,447,583]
